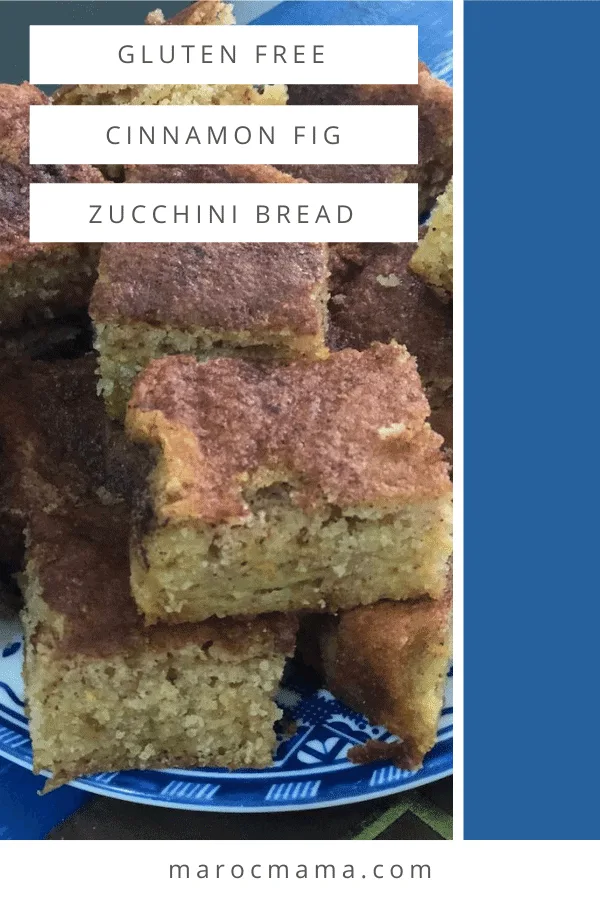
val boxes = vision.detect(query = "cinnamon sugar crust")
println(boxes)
[91,242,327,336]
[127,344,450,524]
[315,583,452,769]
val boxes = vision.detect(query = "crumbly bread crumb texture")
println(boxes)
[410,180,453,298]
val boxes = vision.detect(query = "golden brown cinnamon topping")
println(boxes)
[91,242,328,335]
[127,344,451,526]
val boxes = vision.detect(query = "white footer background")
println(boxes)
[2,840,597,896]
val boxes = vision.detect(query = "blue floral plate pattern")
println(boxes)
[0,613,451,812]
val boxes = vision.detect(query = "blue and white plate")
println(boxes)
[0,612,451,812]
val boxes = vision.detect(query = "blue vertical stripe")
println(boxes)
[465,0,600,838]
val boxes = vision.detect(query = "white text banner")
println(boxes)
[29,105,418,166]
[29,24,418,85]
[29,182,419,243]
